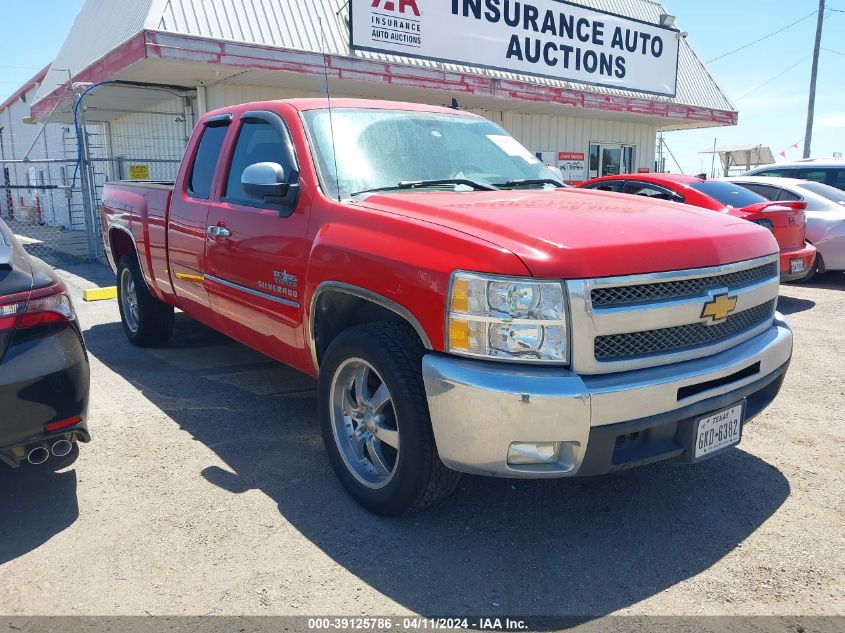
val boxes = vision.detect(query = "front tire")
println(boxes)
[318,323,460,516]
[117,254,174,346]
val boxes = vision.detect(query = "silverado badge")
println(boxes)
[257,270,299,299]
[701,294,738,323]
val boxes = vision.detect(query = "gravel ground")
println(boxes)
[0,264,842,617]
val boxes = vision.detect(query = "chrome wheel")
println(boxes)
[330,358,400,489]
[120,267,139,334]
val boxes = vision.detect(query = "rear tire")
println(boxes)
[318,322,461,516]
[117,254,174,346]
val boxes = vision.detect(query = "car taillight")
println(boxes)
[0,283,76,333]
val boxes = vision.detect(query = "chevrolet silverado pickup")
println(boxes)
[101,99,793,516]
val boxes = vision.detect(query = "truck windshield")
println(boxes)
[689,181,767,208]
[302,108,560,200]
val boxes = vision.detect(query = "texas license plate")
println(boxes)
[694,403,743,459]
[791,258,805,274]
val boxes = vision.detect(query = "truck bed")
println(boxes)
[100,180,176,301]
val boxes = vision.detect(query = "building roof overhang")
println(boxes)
[1,65,50,115]
[31,30,738,130]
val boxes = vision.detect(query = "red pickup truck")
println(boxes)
[101,99,793,515]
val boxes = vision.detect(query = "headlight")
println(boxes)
[447,272,568,363]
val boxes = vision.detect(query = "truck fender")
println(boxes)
[108,222,166,302]
[308,281,432,374]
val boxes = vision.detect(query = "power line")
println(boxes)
[707,10,819,63]
[734,55,811,101]
[822,46,845,56]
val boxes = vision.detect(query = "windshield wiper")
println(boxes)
[493,179,567,189]
[351,178,499,197]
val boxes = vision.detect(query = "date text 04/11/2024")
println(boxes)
[306,617,529,630]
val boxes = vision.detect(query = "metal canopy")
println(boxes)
[699,144,776,175]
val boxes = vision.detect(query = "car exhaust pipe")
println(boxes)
[51,440,73,458]
[27,446,50,465]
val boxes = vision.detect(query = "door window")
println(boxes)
[582,180,626,193]
[602,147,622,177]
[753,168,793,177]
[622,146,635,174]
[225,119,296,204]
[187,124,228,199]
[625,181,680,201]
[795,169,827,183]
[831,170,845,190]
[589,144,600,179]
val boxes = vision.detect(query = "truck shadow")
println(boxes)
[776,295,816,315]
[0,468,79,565]
[84,315,791,617]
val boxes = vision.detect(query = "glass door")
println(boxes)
[589,143,637,178]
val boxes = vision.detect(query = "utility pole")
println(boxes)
[804,0,825,159]
[657,132,664,172]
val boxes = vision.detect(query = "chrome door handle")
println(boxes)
[207,226,231,238]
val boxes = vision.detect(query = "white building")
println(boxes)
[10,0,738,257]
[0,67,83,230]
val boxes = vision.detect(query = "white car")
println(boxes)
[725,176,845,279]
[743,159,845,192]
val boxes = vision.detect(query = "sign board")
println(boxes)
[128,164,151,181]
[534,151,564,181]
[350,0,679,96]
[558,151,586,182]
[638,167,651,173]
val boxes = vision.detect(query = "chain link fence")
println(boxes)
[1,155,180,265]
[2,93,191,267]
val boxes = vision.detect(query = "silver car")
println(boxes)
[725,176,845,278]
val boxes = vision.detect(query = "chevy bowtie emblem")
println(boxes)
[701,294,738,323]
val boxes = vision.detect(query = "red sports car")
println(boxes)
[578,174,817,281]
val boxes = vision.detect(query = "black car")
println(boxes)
[0,219,90,468]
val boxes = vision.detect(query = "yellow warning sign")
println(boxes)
[128,164,150,180]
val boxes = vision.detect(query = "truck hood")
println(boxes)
[356,188,779,278]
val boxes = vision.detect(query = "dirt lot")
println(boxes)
[0,263,843,617]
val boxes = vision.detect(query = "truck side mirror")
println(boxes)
[242,162,300,213]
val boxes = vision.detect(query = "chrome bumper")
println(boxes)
[422,315,793,478]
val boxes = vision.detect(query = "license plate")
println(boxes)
[791,258,805,274]
[694,403,743,459]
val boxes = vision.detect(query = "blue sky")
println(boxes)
[665,0,844,172]
[0,0,842,172]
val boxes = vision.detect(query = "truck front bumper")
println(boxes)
[422,315,792,478]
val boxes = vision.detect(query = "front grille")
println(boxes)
[591,262,777,308]
[594,300,776,361]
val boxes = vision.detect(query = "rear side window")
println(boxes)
[831,170,845,190]
[775,188,802,202]
[689,181,767,208]
[188,124,228,199]
[225,119,295,203]
[733,183,775,200]
[797,181,845,204]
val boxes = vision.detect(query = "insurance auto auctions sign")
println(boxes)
[350,0,680,96]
